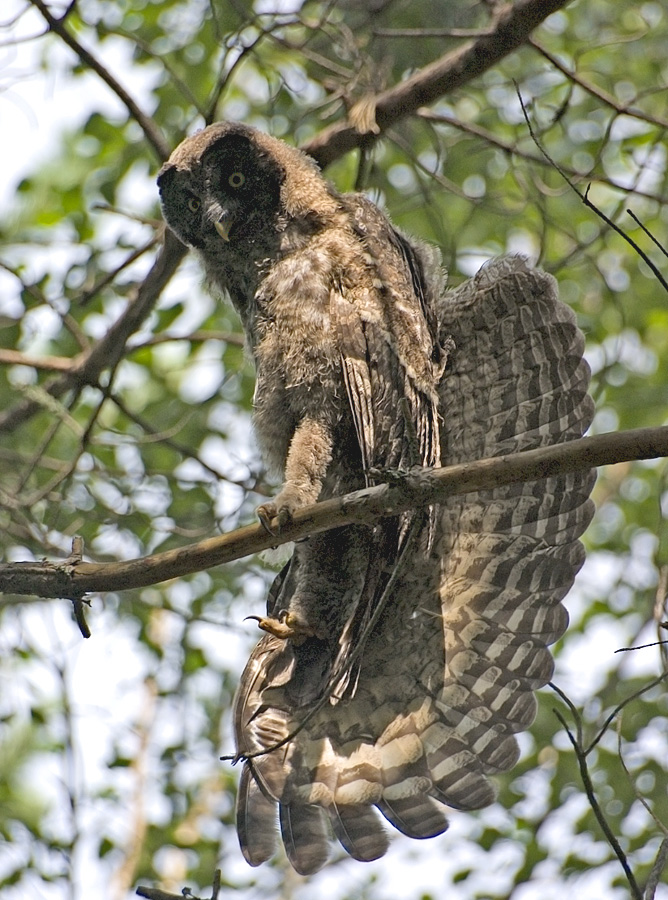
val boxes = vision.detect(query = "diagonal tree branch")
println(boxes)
[517,90,668,296]
[552,700,643,899]
[28,0,170,161]
[417,109,668,205]
[529,37,668,133]
[0,229,186,434]
[1,425,667,605]
[304,0,575,168]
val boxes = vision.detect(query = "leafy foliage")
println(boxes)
[0,1,666,898]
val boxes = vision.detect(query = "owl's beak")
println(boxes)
[214,214,235,242]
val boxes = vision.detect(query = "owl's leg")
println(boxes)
[246,610,314,642]
[257,418,333,533]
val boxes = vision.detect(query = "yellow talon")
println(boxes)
[245,612,313,642]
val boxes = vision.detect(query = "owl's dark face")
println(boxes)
[157,127,284,254]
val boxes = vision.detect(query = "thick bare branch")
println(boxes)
[1,425,667,603]
[304,0,575,168]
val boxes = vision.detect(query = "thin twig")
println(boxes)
[418,109,668,205]
[626,210,668,261]
[615,640,668,653]
[0,349,75,372]
[28,0,169,161]
[584,672,668,756]
[644,837,668,900]
[529,37,668,134]
[517,89,668,295]
[0,229,187,435]
[128,330,245,350]
[616,718,668,839]
[136,868,221,900]
[553,706,642,899]
[79,237,159,306]
[549,680,583,745]
[106,388,263,494]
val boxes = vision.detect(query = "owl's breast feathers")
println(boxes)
[252,191,446,487]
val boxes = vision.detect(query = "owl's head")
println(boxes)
[157,122,334,254]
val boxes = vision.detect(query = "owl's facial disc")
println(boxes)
[158,128,284,253]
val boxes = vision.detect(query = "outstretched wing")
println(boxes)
[424,255,596,809]
[233,255,595,873]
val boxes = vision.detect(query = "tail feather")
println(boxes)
[280,802,331,875]
[328,804,389,862]
[236,765,278,867]
[377,794,449,839]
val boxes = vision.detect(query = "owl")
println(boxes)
[158,123,595,875]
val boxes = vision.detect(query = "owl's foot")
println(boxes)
[257,488,304,535]
[246,611,314,643]
[257,501,289,535]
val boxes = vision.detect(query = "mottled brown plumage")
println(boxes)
[158,123,595,874]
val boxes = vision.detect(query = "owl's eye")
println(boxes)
[228,172,245,188]
[187,197,201,213]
